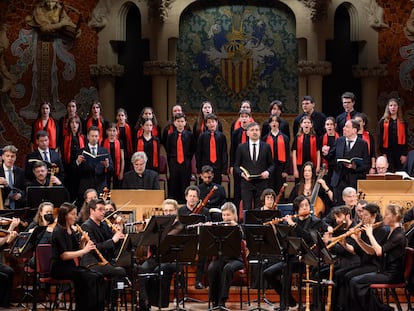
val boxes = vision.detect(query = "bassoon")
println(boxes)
[192,185,218,214]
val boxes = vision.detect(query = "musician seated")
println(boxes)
[260,187,277,210]
[288,161,333,218]
[76,188,98,224]
[263,195,330,311]
[137,199,183,311]
[323,187,359,227]
[207,202,244,308]
[26,161,64,187]
[121,151,160,190]
[198,165,226,222]
[0,218,19,308]
[178,185,211,289]
[80,199,127,307]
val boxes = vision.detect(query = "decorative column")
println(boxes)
[143,60,177,126]
[352,64,388,134]
[89,64,124,121]
[298,60,332,111]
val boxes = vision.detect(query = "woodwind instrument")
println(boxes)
[271,183,288,210]
[263,210,312,225]
[48,164,59,187]
[326,221,383,249]
[326,263,334,311]
[305,264,311,311]
[75,224,109,266]
[192,185,218,214]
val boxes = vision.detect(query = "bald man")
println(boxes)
[375,156,389,174]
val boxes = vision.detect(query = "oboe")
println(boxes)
[75,224,109,266]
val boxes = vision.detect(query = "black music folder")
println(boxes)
[26,186,68,209]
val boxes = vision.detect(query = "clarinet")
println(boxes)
[192,185,218,214]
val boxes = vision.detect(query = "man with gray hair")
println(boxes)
[121,151,160,190]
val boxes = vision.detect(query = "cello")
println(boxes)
[309,165,326,218]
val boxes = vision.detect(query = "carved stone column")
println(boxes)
[143,60,177,126]
[90,64,124,121]
[352,64,388,134]
[298,60,332,111]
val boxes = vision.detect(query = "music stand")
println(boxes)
[178,214,206,306]
[199,225,241,311]
[286,237,318,311]
[159,234,198,311]
[137,215,176,310]
[244,224,282,311]
[244,210,281,225]
[26,186,68,209]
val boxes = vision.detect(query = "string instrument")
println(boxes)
[263,210,312,225]
[326,221,383,249]
[0,217,28,228]
[48,164,59,187]
[403,219,414,232]
[103,218,119,233]
[75,224,109,266]
[0,228,11,237]
[100,187,111,200]
[271,183,288,210]
[192,185,218,214]
[310,165,326,218]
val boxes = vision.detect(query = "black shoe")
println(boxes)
[195,281,204,289]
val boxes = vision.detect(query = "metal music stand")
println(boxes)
[137,215,176,310]
[159,234,198,311]
[286,237,318,311]
[244,224,282,311]
[199,225,241,311]
[178,214,207,305]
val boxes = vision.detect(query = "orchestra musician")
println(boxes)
[334,203,387,311]
[77,188,98,224]
[207,202,244,308]
[51,202,105,310]
[198,165,226,221]
[260,188,277,210]
[137,199,183,311]
[349,204,406,311]
[80,198,127,305]
[288,161,333,217]
[0,217,19,308]
[263,195,330,311]
[323,187,359,227]
[178,185,211,289]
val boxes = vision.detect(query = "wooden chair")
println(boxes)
[36,244,74,311]
[369,246,414,311]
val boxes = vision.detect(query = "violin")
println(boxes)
[48,164,59,187]
[0,217,28,228]
[100,187,111,200]
[0,228,11,237]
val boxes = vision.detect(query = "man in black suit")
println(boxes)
[335,92,360,136]
[74,126,113,206]
[25,130,64,181]
[234,122,274,211]
[293,95,326,137]
[323,119,370,204]
[122,151,160,190]
[0,145,26,209]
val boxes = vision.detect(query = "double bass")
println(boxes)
[310,165,326,218]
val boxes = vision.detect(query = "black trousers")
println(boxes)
[0,263,14,307]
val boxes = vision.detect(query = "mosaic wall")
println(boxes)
[176,1,298,113]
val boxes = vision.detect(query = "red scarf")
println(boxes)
[103,138,121,177]
[117,123,133,157]
[86,117,104,144]
[233,117,254,131]
[136,137,159,169]
[322,132,339,168]
[136,125,159,139]
[265,133,286,162]
[296,133,317,166]
[63,133,85,164]
[382,119,406,148]
[361,130,371,153]
[33,118,57,149]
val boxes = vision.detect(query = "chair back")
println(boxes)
[36,244,52,275]
[159,154,168,174]
[404,247,414,281]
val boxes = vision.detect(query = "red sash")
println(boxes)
[361,130,371,153]
[117,123,133,157]
[136,126,159,139]
[321,132,339,168]
[296,133,317,166]
[103,139,121,177]
[233,117,254,131]
[63,133,85,165]
[33,118,58,149]
[265,134,286,162]
[382,119,406,148]
[86,117,104,144]
[136,137,159,169]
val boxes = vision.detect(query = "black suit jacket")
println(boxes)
[0,165,26,208]
[74,146,113,196]
[25,149,64,181]
[122,169,160,190]
[326,136,370,188]
[234,141,274,182]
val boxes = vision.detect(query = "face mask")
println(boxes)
[44,213,54,224]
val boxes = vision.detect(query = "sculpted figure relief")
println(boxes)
[0,24,17,97]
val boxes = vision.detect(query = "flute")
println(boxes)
[75,224,109,266]
[186,221,231,229]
